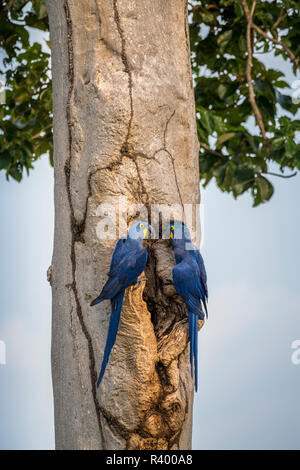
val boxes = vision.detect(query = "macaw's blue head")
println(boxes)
[128,221,151,240]
[169,221,191,241]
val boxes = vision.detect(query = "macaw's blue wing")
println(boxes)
[97,290,125,387]
[192,249,208,316]
[90,238,126,307]
[90,240,147,305]
[172,259,205,319]
[92,236,148,387]
[173,258,203,392]
[108,238,126,276]
[98,247,147,300]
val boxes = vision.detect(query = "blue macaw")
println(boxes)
[169,221,208,392]
[90,221,150,387]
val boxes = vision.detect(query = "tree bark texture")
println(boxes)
[47,0,201,450]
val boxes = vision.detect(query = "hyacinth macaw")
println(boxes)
[169,221,208,392]
[90,221,150,387]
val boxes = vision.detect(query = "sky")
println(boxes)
[194,173,300,450]
[0,12,299,451]
[0,157,54,449]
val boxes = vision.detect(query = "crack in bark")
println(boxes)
[113,0,133,155]
[94,0,122,58]
[101,37,123,57]
[77,154,150,246]
[163,111,184,209]
[91,2,185,219]
[100,404,131,442]
[111,0,152,214]
[184,0,193,89]
[132,154,152,212]
[153,110,184,208]
[63,0,105,447]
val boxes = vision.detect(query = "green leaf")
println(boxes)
[216,132,236,149]
[294,151,300,170]
[254,79,275,102]
[33,0,48,20]
[254,175,274,206]
[217,84,228,101]
[0,151,11,170]
[217,30,233,54]
[198,108,215,134]
[271,137,285,151]
[276,91,298,114]
[234,166,255,184]
[285,136,297,158]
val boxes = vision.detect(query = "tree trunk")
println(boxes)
[47,0,200,450]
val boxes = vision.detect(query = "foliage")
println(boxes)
[0,1,299,205]
[190,0,300,205]
[0,0,51,182]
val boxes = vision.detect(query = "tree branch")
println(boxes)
[243,2,298,69]
[272,9,286,30]
[232,170,297,190]
[199,142,225,158]
[242,0,269,154]
[252,23,299,69]
[32,123,52,140]
[0,0,14,15]
[263,170,297,179]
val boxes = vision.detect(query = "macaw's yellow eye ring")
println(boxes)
[140,223,144,228]
[170,225,174,231]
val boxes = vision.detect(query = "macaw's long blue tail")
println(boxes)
[188,311,198,392]
[97,290,125,388]
[90,295,104,307]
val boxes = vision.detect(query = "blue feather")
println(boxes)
[91,221,150,386]
[188,311,198,391]
[170,221,208,392]
[193,313,198,392]
[97,290,125,388]
[188,311,194,378]
[90,295,104,307]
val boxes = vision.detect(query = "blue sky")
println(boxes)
[0,157,54,449]
[194,173,300,449]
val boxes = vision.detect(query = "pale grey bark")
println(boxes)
[47,0,201,450]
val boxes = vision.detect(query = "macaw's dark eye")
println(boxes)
[140,223,144,228]
[170,225,174,231]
